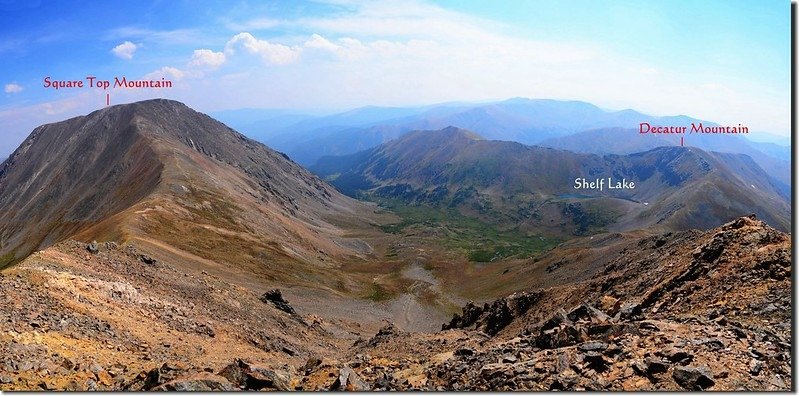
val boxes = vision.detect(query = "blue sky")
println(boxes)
[0,0,791,156]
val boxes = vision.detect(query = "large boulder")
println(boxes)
[218,358,292,391]
[672,366,715,390]
[331,366,369,391]
[151,373,234,391]
[259,289,297,315]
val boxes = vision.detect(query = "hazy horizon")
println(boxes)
[0,0,791,157]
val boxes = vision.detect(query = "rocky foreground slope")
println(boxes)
[0,215,790,390]
[345,215,792,391]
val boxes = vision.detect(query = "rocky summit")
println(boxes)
[0,215,790,391]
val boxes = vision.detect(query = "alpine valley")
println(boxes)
[0,99,791,391]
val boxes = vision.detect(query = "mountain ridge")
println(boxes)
[0,99,375,279]
[538,127,791,187]
[313,127,790,235]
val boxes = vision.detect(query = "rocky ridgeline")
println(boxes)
[0,215,791,391]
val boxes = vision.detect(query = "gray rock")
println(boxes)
[644,357,669,374]
[218,359,291,391]
[730,326,747,339]
[454,347,475,357]
[672,366,715,390]
[603,344,623,357]
[244,365,291,391]
[87,241,99,254]
[698,337,725,351]
[152,373,234,391]
[281,346,296,356]
[631,360,648,376]
[761,303,779,314]
[501,354,517,364]
[586,305,611,323]
[749,348,765,359]
[332,366,369,391]
[138,254,157,265]
[583,352,608,372]
[567,304,610,323]
[85,378,97,391]
[567,305,591,322]
[638,321,659,331]
[541,308,573,331]
[578,341,608,352]
[259,289,297,315]
[769,375,787,389]
[61,357,76,371]
[749,359,764,376]
[617,302,641,320]
[89,362,104,375]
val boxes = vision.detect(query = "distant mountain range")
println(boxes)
[313,127,790,234]
[214,99,790,193]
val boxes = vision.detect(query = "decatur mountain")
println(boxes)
[312,127,790,235]
[538,127,791,188]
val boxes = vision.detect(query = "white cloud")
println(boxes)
[302,34,365,60]
[214,31,440,66]
[224,32,302,65]
[143,66,187,81]
[189,49,227,68]
[81,1,786,135]
[111,41,138,60]
[4,83,22,94]
[304,34,340,53]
